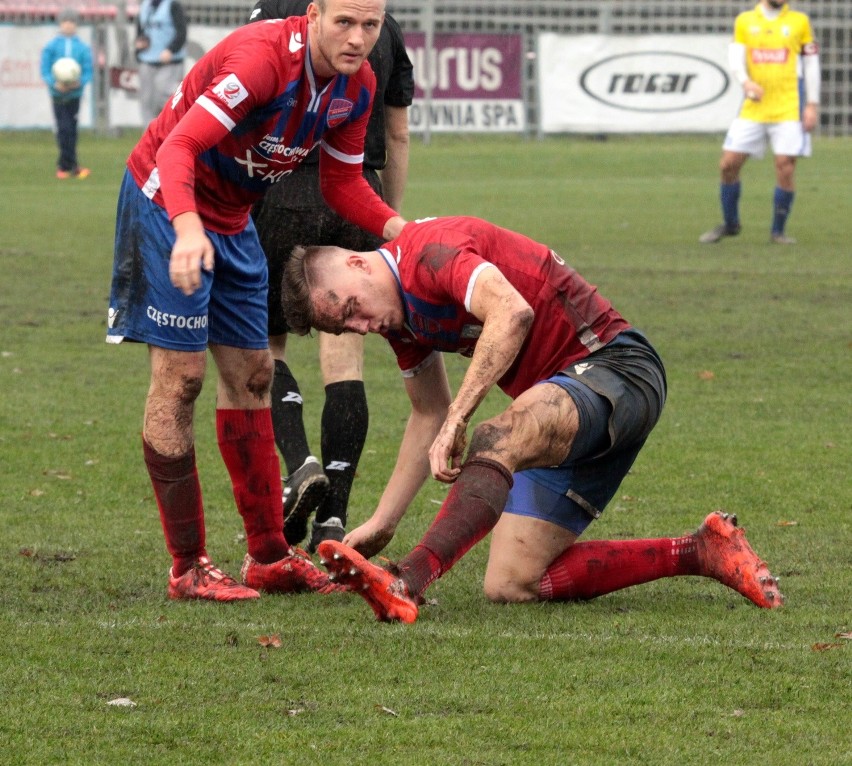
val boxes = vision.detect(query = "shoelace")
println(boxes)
[192,559,233,586]
[288,547,315,564]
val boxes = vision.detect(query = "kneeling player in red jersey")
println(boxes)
[282,215,783,622]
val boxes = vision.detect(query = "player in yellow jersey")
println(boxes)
[700,0,820,245]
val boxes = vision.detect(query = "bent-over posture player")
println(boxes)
[282,215,784,622]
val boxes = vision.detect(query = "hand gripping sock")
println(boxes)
[399,457,513,597]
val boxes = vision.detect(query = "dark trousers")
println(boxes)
[52,97,81,172]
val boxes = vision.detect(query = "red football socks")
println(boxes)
[217,408,289,564]
[143,437,206,577]
[400,457,513,596]
[538,535,700,600]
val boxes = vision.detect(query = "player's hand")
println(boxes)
[802,103,819,132]
[169,212,214,296]
[429,414,468,483]
[743,80,764,102]
[344,518,395,559]
[382,215,406,240]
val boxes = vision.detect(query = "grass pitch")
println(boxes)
[0,130,849,765]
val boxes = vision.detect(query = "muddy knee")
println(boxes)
[483,568,540,603]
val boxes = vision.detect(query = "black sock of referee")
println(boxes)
[317,380,368,526]
[270,359,311,476]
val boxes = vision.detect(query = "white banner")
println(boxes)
[538,34,742,133]
[0,24,94,129]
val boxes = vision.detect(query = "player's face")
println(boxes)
[307,0,384,78]
[313,257,403,336]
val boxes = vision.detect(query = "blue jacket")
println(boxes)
[136,0,187,64]
[41,33,93,101]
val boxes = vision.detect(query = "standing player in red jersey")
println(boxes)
[248,0,414,556]
[106,0,406,601]
[282,216,784,622]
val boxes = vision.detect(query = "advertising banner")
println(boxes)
[537,34,741,133]
[405,32,525,133]
[0,24,94,129]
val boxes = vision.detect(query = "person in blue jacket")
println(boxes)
[41,8,93,179]
[134,0,187,125]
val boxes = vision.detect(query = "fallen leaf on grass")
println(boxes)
[29,489,45,497]
[375,705,398,717]
[776,520,799,527]
[835,632,852,640]
[697,370,715,380]
[811,643,844,652]
[286,708,305,716]
[43,469,72,480]
[258,634,282,648]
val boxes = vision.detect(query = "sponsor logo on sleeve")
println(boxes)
[212,73,250,110]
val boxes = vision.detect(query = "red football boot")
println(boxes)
[694,511,784,608]
[168,556,260,602]
[317,540,419,623]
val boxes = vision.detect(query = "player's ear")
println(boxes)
[346,253,371,273]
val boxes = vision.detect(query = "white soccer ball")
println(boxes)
[52,57,81,85]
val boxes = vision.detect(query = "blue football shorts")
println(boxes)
[503,330,667,535]
[106,170,269,352]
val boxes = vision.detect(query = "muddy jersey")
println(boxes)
[127,16,386,234]
[735,3,817,123]
[378,216,632,399]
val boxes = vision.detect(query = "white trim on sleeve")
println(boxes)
[464,263,495,313]
[400,350,440,379]
[321,141,364,164]
[196,94,237,131]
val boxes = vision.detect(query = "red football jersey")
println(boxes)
[379,216,632,398]
[128,17,393,234]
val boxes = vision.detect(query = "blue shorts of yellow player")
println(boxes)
[504,330,667,536]
[106,170,268,352]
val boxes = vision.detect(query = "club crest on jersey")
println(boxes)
[326,98,354,127]
[213,73,249,110]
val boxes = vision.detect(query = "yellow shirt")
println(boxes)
[735,3,817,123]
